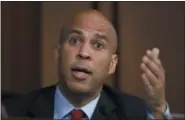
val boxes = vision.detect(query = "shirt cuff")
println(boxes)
[147,103,173,119]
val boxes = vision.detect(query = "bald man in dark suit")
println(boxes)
[2,9,172,120]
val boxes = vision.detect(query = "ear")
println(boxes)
[108,54,118,74]
[53,45,60,63]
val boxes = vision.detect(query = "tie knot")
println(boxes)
[71,109,84,120]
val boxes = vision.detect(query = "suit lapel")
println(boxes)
[27,85,56,118]
[91,89,123,120]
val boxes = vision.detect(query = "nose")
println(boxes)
[76,43,91,60]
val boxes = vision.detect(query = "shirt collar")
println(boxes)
[54,85,100,119]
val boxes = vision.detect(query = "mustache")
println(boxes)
[71,62,93,73]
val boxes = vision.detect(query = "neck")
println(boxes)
[59,83,101,108]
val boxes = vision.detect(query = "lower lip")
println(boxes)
[71,71,90,80]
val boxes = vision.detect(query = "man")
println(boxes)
[2,9,172,120]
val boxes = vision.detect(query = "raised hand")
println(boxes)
[141,48,166,118]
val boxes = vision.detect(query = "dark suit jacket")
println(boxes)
[2,84,147,120]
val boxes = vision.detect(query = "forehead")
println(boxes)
[71,13,112,35]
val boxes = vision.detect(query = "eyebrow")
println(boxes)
[69,28,108,42]
[69,28,83,35]
[95,33,107,41]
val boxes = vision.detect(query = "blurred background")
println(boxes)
[1,1,184,114]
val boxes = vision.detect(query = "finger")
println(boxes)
[141,73,153,92]
[146,48,159,59]
[154,58,165,75]
[146,49,165,73]
[142,55,164,79]
[140,63,158,87]
[152,48,165,72]
[146,50,157,60]
[152,48,159,58]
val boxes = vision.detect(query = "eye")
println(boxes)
[93,40,104,50]
[68,36,81,45]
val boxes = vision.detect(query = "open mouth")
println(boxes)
[71,67,92,74]
[71,67,92,80]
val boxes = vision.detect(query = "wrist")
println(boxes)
[149,103,167,118]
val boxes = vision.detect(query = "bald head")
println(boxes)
[73,9,112,27]
[60,9,118,53]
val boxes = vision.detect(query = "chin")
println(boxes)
[67,81,91,95]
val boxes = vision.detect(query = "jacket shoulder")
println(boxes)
[103,85,147,119]
[2,84,56,117]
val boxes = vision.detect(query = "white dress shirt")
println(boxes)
[54,86,100,120]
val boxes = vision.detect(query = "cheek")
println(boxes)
[93,55,111,75]
[63,45,76,58]
[60,45,76,67]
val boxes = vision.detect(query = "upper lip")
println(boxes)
[71,66,92,74]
